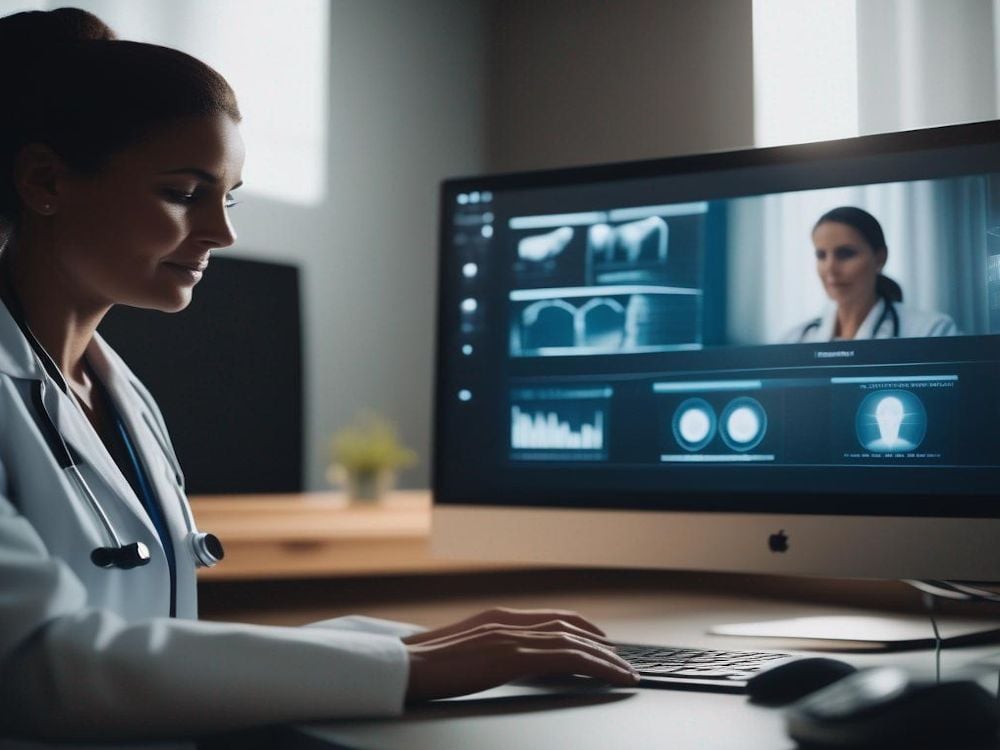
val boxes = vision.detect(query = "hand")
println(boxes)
[403,607,639,703]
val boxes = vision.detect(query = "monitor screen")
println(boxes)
[432,121,1000,580]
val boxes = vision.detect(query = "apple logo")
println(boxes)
[768,529,789,553]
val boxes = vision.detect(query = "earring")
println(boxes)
[40,203,53,215]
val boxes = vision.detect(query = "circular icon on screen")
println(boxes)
[720,397,767,452]
[855,389,927,453]
[672,398,717,452]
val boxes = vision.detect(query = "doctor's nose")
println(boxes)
[196,204,238,250]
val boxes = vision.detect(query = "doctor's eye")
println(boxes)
[834,246,858,261]
[161,188,197,205]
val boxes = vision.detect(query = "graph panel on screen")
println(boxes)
[433,121,1000,581]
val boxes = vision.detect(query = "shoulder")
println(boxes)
[779,309,831,344]
[894,303,959,337]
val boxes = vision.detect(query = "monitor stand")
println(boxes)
[707,615,1000,652]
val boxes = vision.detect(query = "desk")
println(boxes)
[281,586,1000,750]
[190,491,529,580]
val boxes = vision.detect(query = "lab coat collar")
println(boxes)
[816,298,887,341]
[41,348,162,546]
[856,297,888,339]
[0,295,45,380]
[87,334,190,547]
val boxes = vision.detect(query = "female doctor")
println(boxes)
[0,8,638,745]
[785,206,959,342]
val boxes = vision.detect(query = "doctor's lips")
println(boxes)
[162,257,210,283]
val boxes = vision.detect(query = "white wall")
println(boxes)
[486,0,755,171]
[228,0,487,489]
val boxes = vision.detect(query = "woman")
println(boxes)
[0,9,637,744]
[785,206,958,342]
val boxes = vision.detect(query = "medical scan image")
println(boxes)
[855,389,928,453]
[508,204,707,357]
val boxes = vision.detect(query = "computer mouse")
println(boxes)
[785,666,999,748]
[746,656,857,705]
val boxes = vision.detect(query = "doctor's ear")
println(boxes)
[13,143,69,217]
[875,246,888,272]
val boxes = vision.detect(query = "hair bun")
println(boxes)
[0,8,115,55]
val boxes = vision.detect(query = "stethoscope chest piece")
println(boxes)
[190,531,225,567]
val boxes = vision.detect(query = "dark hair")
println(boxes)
[814,206,903,303]
[0,8,241,235]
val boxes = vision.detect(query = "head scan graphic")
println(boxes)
[855,389,928,453]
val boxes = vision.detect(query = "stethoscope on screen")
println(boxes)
[798,295,900,341]
[0,279,223,571]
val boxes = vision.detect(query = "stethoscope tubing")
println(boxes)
[33,378,128,550]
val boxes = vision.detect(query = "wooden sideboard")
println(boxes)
[189,490,528,580]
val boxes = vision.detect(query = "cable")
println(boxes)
[907,579,1000,690]
[921,592,942,684]
[904,579,1000,603]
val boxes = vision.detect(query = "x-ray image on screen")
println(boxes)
[588,217,669,284]
[512,223,587,289]
[509,203,707,292]
[855,389,928,453]
[509,286,702,357]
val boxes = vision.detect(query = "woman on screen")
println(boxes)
[785,206,958,342]
[0,8,637,743]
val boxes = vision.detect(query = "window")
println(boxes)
[12,0,330,204]
[752,0,858,147]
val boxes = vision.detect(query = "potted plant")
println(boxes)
[327,412,417,501]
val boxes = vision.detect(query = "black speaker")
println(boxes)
[99,256,303,494]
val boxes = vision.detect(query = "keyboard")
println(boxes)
[614,642,795,692]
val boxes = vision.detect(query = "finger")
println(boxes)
[484,608,609,639]
[498,629,635,673]
[414,619,613,647]
[410,627,632,673]
[519,647,640,687]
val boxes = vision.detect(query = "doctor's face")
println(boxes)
[50,113,245,313]
[812,221,886,308]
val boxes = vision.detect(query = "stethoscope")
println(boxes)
[0,275,223,571]
[799,295,900,342]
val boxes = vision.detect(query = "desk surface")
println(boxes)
[283,587,1000,750]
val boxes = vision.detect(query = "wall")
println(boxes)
[229,0,488,489]
[486,0,756,172]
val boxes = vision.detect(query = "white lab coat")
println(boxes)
[0,299,421,749]
[782,298,960,343]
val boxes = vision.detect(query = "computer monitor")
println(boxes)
[432,120,1000,583]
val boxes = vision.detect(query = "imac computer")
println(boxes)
[431,120,1000,585]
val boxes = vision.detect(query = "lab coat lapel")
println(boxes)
[42,374,160,542]
[856,298,887,339]
[86,336,189,547]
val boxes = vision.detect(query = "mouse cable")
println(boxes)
[904,579,1000,603]
[920,591,942,684]
[906,579,1000,687]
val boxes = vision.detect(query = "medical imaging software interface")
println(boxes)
[438,150,1000,512]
